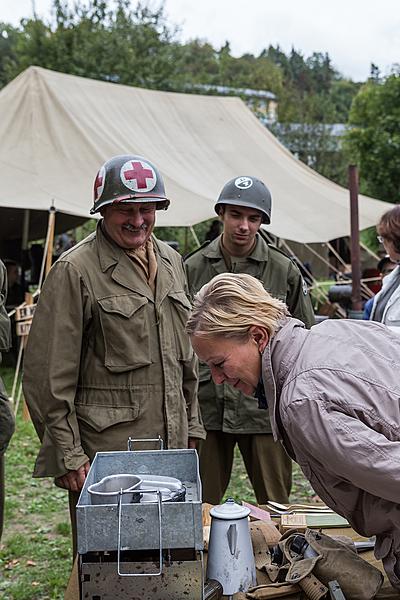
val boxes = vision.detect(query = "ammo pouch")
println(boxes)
[271,529,383,600]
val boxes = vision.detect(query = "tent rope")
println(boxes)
[280,239,346,318]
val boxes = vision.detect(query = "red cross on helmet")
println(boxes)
[90,154,170,214]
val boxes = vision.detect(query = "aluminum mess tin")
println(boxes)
[76,449,203,554]
[88,474,142,505]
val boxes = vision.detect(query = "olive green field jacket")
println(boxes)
[23,224,205,478]
[184,233,315,434]
[0,260,14,455]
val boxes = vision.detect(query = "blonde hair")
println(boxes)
[186,273,289,340]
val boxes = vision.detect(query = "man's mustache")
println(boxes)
[123,223,148,232]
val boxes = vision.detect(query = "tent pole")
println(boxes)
[20,209,31,295]
[21,209,30,250]
[349,165,362,312]
[45,206,56,277]
[190,226,201,248]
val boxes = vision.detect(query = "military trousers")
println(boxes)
[199,430,292,505]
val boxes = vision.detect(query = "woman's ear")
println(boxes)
[249,326,269,353]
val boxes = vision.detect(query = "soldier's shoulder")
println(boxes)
[260,239,304,280]
[264,242,293,266]
[183,240,211,265]
[154,238,187,274]
[59,232,96,262]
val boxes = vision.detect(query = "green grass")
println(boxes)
[225,447,315,505]
[0,367,71,600]
[0,366,315,599]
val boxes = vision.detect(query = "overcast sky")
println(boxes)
[2,0,400,81]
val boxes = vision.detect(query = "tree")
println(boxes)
[3,0,179,90]
[345,74,400,203]
[0,23,20,88]
[173,40,219,86]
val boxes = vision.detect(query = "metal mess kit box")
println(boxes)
[76,447,204,599]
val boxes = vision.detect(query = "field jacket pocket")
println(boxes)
[98,294,152,372]
[75,388,141,432]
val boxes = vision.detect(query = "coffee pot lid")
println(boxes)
[210,498,251,520]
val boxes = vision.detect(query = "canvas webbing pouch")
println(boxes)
[281,529,383,600]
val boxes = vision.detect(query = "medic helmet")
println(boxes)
[214,176,272,224]
[90,154,170,215]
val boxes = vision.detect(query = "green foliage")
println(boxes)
[4,1,179,90]
[0,24,19,88]
[345,73,400,203]
[155,219,217,255]
[0,0,391,192]
[257,46,360,184]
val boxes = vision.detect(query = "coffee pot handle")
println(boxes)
[227,524,238,555]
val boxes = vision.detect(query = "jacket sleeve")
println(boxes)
[0,387,15,456]
[23,261,91,475]
[0,261,11,352]
[182,352,206,440]
[286,261,315,328]
[180,258,205,440]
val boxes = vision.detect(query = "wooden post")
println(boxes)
[349,165,362,313]
[45,206,56,277]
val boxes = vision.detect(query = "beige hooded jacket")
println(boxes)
[262,317,400,590]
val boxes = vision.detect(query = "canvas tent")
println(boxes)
[0,66,390,244]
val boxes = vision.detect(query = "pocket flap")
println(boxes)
[76,404,140,432]
[98,295,148,318]
[168,290,191,310]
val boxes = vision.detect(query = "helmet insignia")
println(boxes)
[234,176,253,190]
[120,159,157,193]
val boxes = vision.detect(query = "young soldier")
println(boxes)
[185,176,314,504]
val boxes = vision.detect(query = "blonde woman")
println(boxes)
[187,272,400,591]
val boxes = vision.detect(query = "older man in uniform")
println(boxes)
[23,155,205,553]
[0,259,15,540]
[185,176,314,505]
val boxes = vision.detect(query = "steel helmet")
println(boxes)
[90,154,170,215]
[214,176,272,224]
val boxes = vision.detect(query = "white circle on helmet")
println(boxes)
[120,159,157,193]
[234,176,253,190]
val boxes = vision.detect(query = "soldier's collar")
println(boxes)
[97,222,168,271]
[201,233,268,262]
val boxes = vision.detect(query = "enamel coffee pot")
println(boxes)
[206,498,257,597]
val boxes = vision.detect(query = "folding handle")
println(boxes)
[127,435,164,451]
[117,489,163,577]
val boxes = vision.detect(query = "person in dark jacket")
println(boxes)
[0,259,16,540]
